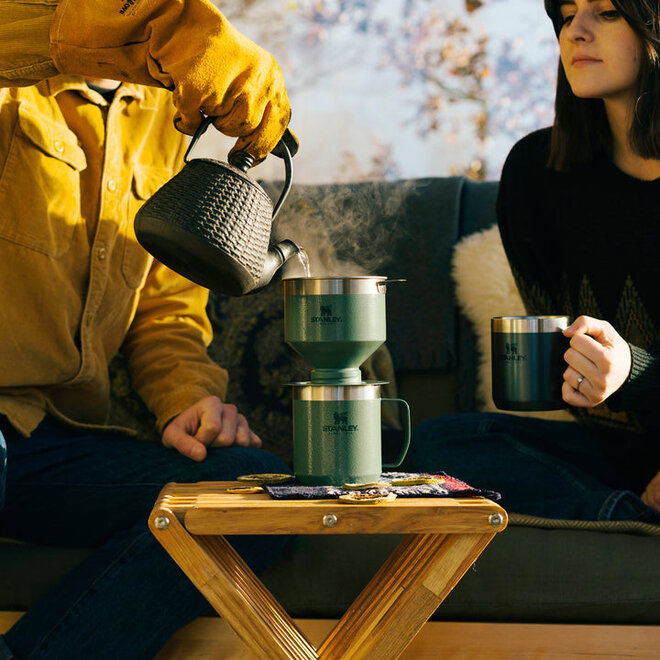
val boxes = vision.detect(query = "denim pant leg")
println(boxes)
[402,412,658,522]
[0,429,6,510]
[0,419,292,660]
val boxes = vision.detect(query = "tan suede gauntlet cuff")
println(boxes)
[0,0,59,86]
[50,0,180,86]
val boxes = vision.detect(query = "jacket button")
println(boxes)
[107,179,117,192]
[54,140,64,153]
[97,247,107,261]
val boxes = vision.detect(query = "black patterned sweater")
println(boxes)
[497,128,660,468]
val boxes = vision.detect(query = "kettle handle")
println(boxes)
[183,116,293,220]
[184,115,259,170]
[184,115,216,164]
[271,137,293,221]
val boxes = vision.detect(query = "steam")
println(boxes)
[266,180,418,277]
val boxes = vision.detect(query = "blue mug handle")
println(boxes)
[381,398,411,468]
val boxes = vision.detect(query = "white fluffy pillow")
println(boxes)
[451,224,572,421]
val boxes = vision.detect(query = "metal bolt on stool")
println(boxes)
[154,515,170,530]
[323,514,338,528]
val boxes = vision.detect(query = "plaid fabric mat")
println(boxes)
[265,471,500,501]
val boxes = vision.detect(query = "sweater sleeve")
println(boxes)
[608,342,660,412]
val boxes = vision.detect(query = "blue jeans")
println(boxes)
[0,431,5,511]
[401,413,660,523]
[0,417,291,660]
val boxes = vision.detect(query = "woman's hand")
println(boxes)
[562,315,631,408]
[642,470,660,515]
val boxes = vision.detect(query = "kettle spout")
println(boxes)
[253,239,301,291]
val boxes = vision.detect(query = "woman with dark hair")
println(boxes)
[404,0,660,522]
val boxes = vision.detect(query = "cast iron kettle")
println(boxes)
[134,116,299,296]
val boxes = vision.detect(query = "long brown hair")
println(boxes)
[544,0,660,170]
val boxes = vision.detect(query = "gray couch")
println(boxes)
[1,177,659,637]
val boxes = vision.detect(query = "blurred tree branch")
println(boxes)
[214,0,556,182]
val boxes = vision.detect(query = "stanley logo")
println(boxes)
[311,304,342,323]
[501,342,527,362]
[323,411,358,433]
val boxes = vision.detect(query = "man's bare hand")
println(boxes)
[642,470,660,515]
[162,396,262,461]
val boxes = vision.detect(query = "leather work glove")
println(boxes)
[50,0,293,162]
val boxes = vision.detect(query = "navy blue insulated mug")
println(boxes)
[491,316,569,411]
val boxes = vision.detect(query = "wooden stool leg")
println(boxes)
[149,509,318,660]
[318,532,495,660]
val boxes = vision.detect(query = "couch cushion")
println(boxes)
[260,525,660,624]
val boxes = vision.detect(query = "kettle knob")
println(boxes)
[228,151,256,172]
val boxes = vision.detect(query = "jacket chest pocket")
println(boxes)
[0,103,86,258]
[123,165,170,289]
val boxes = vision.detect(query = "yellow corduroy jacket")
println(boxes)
[0,76,228,437]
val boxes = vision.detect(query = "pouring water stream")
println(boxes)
[297,247,311,277]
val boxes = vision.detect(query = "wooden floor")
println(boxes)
[153,619,660,660]
[4,613,657,659]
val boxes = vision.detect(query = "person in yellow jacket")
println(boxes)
[0,1,295,658]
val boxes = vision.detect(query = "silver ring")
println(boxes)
[576,375,584,392]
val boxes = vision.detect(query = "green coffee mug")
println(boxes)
[291,382,411,486]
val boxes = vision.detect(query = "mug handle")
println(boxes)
[381,398,411,468]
